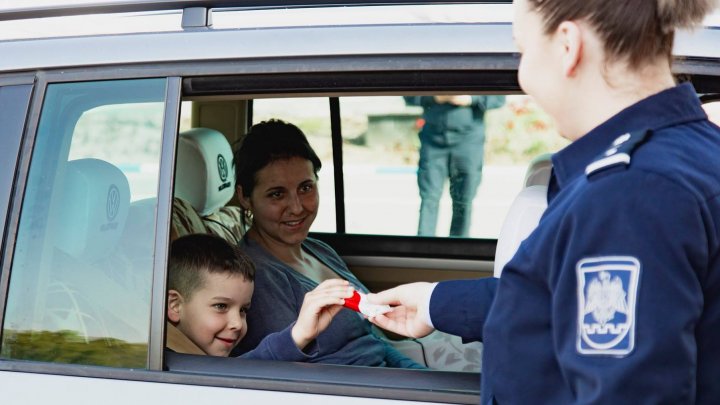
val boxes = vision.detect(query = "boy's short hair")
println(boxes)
[168,233,255,300]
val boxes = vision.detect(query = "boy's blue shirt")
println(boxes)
[240,322,318,361]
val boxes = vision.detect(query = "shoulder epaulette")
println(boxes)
[585,129,652,177]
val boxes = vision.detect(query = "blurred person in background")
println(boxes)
[404,95,505,237]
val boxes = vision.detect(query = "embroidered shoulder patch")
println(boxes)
[576,256,640,356]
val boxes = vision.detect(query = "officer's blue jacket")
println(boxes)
[430,83,720,404]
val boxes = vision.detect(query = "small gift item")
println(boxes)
[343,290,392,318]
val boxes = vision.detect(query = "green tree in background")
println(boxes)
[1,330,146,368]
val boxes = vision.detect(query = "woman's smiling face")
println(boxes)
[243,156,319,248]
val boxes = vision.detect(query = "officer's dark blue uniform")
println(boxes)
[429,83,720,404]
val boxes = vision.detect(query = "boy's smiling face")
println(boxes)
[169,271,253,357]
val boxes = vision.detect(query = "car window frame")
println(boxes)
[165,352,480,403]
[173,66,514,403]
[0,77,34,341]
[0,74,43,347]
[0,69,181,372]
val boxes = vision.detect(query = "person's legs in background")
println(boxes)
[448,140,484,237]
[417,141,449,236]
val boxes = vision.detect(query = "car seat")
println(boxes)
[50,158,147,342]
[56,158,131,262]
[493,153,551,277]
[400,154,552,372]
[172,127,244,244]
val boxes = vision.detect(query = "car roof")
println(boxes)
[0,1,719,74]
[0,3,516,73]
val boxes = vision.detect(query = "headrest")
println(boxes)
[175,128,234,216]
[56,158,130,262]
[120,197,157,254]
[524,153,553,187]
[493,185,547,278]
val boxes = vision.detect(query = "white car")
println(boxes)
[0,1,719,403]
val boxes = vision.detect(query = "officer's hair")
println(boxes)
[527,0,718,68]
[168,233,254,300]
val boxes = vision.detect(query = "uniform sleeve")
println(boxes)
[239,322,319,362]
[485,95,506,110]
[472,95,505,111]
[403,95,437,107]
[429,277,498,342]
[552,171,706,403]
[403,96,421,106]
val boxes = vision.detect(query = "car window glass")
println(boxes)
[339,95,567,238]
[70,103,164,201]
[251,97,336,232]
[1,79,167,368]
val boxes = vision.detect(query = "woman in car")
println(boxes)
[367,0,720,403]
[230,119,422,368]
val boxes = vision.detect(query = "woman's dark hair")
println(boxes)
[233,119,322,230]
[168,233,255,300]
[527,0,716,68]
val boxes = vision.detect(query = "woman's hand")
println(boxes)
[291,279,353,349]
[366,282,436,339]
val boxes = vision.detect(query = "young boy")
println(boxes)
[166,233,353,360]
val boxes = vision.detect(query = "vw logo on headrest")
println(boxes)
[217,154,229,182]
[106,184,120,222]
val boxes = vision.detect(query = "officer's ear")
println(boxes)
[556,20,583,78]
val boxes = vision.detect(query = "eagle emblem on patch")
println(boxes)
[576,256,640,356]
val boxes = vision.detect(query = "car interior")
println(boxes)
[166,74,720,379]
[167,75,593,375]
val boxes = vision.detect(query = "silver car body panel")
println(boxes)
[0,4,718,75]
[0,370,437,404]
[0,24,514,73]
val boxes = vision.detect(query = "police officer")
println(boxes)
[369,0,720,403]
[404,95,505,237]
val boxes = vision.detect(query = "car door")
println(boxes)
[0,74,183,400]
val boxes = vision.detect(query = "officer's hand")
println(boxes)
[366,282,435,339]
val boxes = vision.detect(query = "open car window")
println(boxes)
[249,94,566,239]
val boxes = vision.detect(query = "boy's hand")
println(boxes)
[291,279,354,350]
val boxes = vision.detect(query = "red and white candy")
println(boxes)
[343,290,392,318]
